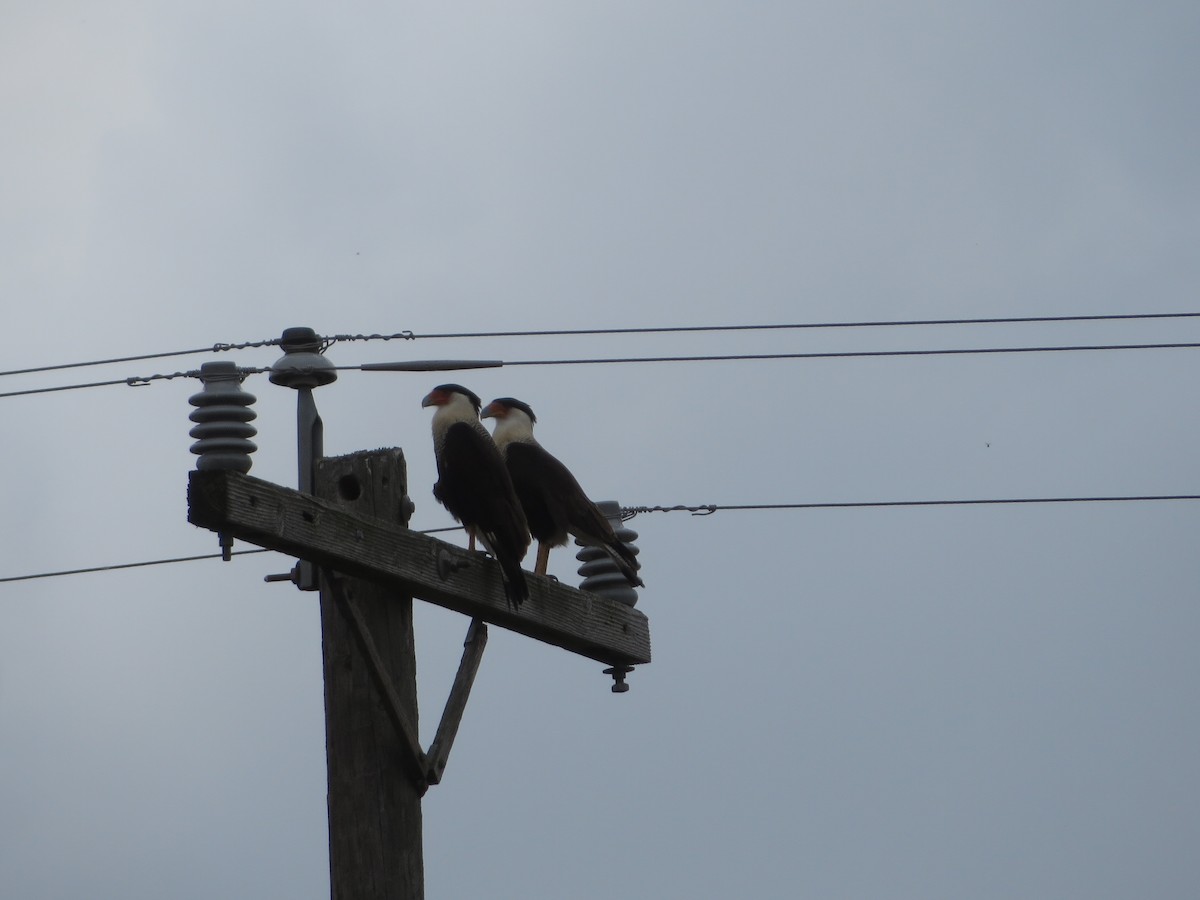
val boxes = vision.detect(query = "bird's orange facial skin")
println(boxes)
[421,389,447,408]
[481,402,507,419]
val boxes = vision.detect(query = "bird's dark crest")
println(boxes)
[434,383,482,412]
[493,397,536,423]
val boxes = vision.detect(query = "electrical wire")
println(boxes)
[403,311,1200,340]
[0,524,465,584]
[7,340,1199,400]
[496,342,1200,368]
[0,367,269,400]
[0,376,147,399]
[4,494,1197,584]
[4,311,1198,382]
[0,548,274,583]
[622,495,1200,518]
[0,338,282,379]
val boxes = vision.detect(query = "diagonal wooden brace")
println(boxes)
[425,619,488,785]
[325,570,488,791]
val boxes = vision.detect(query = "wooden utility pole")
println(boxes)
[187,449,651,900]
[316,450,423,898]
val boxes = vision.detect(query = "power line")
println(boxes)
[0,367,267,400]
[0,548,274,583]
[404,311,1200,340]
[356,341,1200,374]
[0,525,465,584]
[6,339,1200,401]
[0,338,282,380]
[5,494,1198,584]
[496,342,1200,368]
[622,495,1200,518]
[4,311,1198,382]
[0,376,147,399]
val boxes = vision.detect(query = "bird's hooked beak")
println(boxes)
[480,401,499,419]
[421,390,440,408]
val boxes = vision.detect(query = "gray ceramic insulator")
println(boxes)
[188,361,258,473]
[575,500,640,607]
[268,326,338,389]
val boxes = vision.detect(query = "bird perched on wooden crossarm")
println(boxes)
[422,384,530,609]
[482,397,643,587]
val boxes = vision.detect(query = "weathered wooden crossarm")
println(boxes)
[187,469,652,667]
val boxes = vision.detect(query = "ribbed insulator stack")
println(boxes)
[188,361,258,473]
[575,500,640,607]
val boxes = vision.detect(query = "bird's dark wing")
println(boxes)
[510,442,643,587]
[435,423,501,515]
[507,441,631,551]
[436,422,530,605]
[504,442,574,546]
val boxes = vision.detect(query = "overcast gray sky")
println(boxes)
[3,2,1199,898]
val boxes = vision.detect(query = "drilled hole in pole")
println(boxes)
[338,474,362,501]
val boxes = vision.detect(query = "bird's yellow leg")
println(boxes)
[535,542,550,576]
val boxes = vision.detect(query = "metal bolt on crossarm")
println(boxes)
[188,361,258,559]
[603,665,633,694]
[268,326,338,589]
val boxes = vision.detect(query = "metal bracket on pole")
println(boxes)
[268,326,337,591]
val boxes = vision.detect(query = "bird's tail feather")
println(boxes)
[606,539,644,588]
[478,530,530,609]
[499,556,529,609]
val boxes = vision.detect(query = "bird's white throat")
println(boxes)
[431,393,482,434]
[490,409,536,449]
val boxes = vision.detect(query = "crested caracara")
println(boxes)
[482,397,643,587]
[422,384,530,608]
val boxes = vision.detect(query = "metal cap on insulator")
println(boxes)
[269,326,338,389]
[575,500,640,607]
[188,361,258,473]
